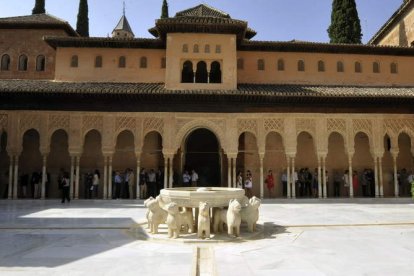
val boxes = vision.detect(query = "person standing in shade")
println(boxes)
[92,169,100,199]
[265,170,275,198]
[333,170,341,197]
[147,169,156,198]
[156,167,163,195]
[182,170,191,187]
[236,171,243,189]
[281,170,287,197]
[245,170,253,198]
[352,171,359,197]
[61,172,70,203]
[312,168,318,198]
[343,170,350,197]
[191,170,199,187]
[114,171,123,199]
[32,171,41,199]
[139,168,147,199]
[127,169,135,199]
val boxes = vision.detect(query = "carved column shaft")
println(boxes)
[8,156,14,199]
[392,155,398,197]
[164,158,168,189]
[169,157,173,188]
[103,156,108,199]
[286,157,291,198]
[259,157,264,199]
[75,156,80,200]
[379,158,384,197]
[136,158,141,197]
[108,156,113,199]
[227,157,231,188]
[322,157,327,199]
[291,157,296,199]
[317,158,322,199]
[41,155,47,199]
[232,158,236,188]
[374,158,379,198]
[70,156,75,198]
[348,156,353,198]
[13,155,19,199]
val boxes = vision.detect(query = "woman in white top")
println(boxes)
[244,170,253,198]
[342,170,349,197]
[92,169,100,199]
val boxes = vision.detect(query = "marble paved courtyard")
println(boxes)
[0,198,414,276]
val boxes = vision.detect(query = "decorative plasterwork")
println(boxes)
[143,117,164,136]
[264,118,284,134]
[48,114,70,134]
[327,118,346,137]
[238,119,257,136]
[353,118,372,136]
[19,113,41,133]
[0,114,7,131]
[82,115,103,134]
[384,118,414,138]
[115,116,136,134]
[296,118,315,137]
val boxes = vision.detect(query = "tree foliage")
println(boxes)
[328,0,362,44]
[161,0,169,19]
[32,0,45,14]
[76,0,89,37]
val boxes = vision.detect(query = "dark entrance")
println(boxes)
[184,129,220,187]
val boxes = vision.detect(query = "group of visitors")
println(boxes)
[113,168,134,199]
[236,170,254,198]
[17,171,49,199]
[138,168,164,199]
[398,168,414,197]
[84,170,101,199]
[182,170,199,187]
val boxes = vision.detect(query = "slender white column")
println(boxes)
[69,156,75,198]
[75,156,80,199]
[232,158,236,188]
[227,157,231,188]
[374,158,379,198]
[169,158,173,188]
[291,157,296,199]
[259,158,264,199]
[108,156,113,199]
[41,155,47,199]
[348,157,353,198]
[317,158,322,198]
[103,156,108,199]
[13,156,19,199]
[8,156,14,199]
[322,157,327,199]
[379,158,384,197]
[393,155,398,197]
[286,157,291,198]
[164,158,168,189]
[136,159,141,197]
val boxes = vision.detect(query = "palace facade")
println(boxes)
[1,3,414,200]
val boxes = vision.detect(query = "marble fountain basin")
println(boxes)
[160,187,245,208]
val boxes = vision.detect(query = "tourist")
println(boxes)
[156,167,163,195]
[343,170,350,197]
[114,171,123,199]
[147,169,157,198]
[191,170,199,187]
[61,172,70,203]
[139,168,147,199]
[333,170,341,197]
[92,169,100,199]
[182,170,191,187]
[127,168,135,199]
[245,170,253,198]
[236,171,243,189]
[312,168,318,198]
[31,171,41,199]
[281,170,287,197]
[352,171,359,196]
[292,169,298,197]
[20,173,28,198]
[265,170,274,198]
[400,168,409,197]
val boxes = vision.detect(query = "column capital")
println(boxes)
[227,153,238,159]
[102,151,114,157]
[285,152,296,159]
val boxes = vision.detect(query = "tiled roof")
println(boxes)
[0,80,413,99]
[113,15,134,36]
[0,13,78,36]
[176,4,230,18]
[44,36,165,49]
[239,40,414,56]
[369,0,413,45]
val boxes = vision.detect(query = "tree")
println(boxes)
[32,0,45,14]
[328,0,362,44]
[161,0,169,19]
[76,0,89,37]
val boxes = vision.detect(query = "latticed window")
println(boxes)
[337,61,344,72]
[257,59,265,71]
[355,61,362,73]
[182,44,188,53]
[193,44,199,53]
[237,58,244,70]
[19,54,28,71]
[119,56,126,68]
[95,56,102,68]
[215,45,221,54]
[373,62,380,73]
[390,62,398,74]
[36,55,45,71]
[318,60,325,72]
[277,59,284,71]
[140,57,147,68]
[70,55,78,67]
[298,60,305,71]
[204,45,210,53]
[1,54,10,71]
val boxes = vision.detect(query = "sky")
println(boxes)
[0,0,405,43]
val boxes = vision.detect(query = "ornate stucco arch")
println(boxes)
[174,119,226,154]
[327,130,348,150]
